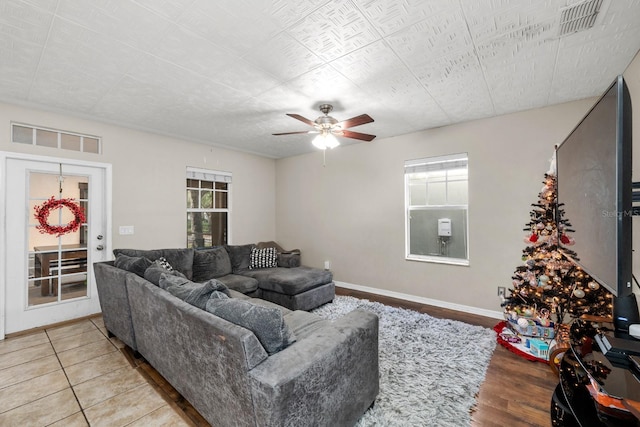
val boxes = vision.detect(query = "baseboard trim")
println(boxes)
[335,281,504,320]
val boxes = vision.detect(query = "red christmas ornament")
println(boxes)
[34,196,86,237]
[528,234,538,243]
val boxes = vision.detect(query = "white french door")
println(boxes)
[1,153,111,337]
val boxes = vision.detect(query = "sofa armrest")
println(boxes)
[126,275,268,427]
[93,261,138,350]
[248,309,379,427]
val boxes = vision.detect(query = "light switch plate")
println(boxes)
[119,225,134,235]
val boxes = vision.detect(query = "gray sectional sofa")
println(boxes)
[93,245,379,427]
[115,243,336,311]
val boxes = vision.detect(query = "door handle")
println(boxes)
[96,245,104,251]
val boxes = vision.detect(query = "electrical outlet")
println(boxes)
[497,287,506,297]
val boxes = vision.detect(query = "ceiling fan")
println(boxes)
[273,104,376,149]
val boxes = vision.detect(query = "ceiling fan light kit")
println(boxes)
[273,103,376,150]
[312,131,340,150]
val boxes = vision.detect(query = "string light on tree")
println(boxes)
[501,162,612,331]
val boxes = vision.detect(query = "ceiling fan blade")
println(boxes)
[339,130,376,142]
[286,113,316,127]
[338,114,374,129]
[272,131,315,136]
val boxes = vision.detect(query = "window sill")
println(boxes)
[406,255,469,266]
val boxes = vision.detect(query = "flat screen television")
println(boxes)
[556,74,637,339]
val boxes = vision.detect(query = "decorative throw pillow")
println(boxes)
[144,260,186,286]
[249,247,278,270]
[224,244,256,272]
[159,274,230,310]
[205,298,295,354]
[192,247,233,282]
[158,248,195,280]
[156,257,174,271]
[114,254,153,277]
[113,248,195,280]
[277,252,301,268]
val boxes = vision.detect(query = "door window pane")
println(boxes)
[28,172,88,306]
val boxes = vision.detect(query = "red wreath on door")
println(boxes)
[34,196,86,237]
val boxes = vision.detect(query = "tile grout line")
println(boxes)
[55,319,166,425]
[45,328,91,426]
[4,320,198,426]
[44,323,119,426]
[0,334,64,418]
[132,362,199,426]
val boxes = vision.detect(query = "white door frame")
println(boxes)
[0,151,112,340]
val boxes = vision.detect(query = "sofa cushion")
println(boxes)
[277,252,301,268]
[284,310,327,340]
[249,247,278,270]
[160,248,195,280]
[227,289,252,300]
[159,274,229,310]
[114,248,163,262]
[215,274,259,294]
[193,247,232,282]
[242,266,333,295]
[113,248,195,280]
[246,297,292,316]
[114,254,152,277]
[144,261,187,286]
[224,244,255,273]
[205,298,296,354]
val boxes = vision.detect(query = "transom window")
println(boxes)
[405,153,469,265]
[186,167,231,248]
[12,122,101,154]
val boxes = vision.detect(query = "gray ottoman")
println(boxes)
[241,266,335,311]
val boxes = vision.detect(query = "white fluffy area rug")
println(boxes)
[312,296,497,427]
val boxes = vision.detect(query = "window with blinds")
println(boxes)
[186,167,231,248]
[405,153,469,265]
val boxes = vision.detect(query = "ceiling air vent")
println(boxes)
[558,0,604,36]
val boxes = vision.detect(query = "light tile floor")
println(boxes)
[0,317,195,426]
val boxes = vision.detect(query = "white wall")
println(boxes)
[276,98,603,313]
[3,50,639,316]
[276,50,640,315]
[0,103,277,251]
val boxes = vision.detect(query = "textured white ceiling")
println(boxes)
[1,0,639,158]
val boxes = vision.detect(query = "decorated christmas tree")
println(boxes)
[501,160,613,333]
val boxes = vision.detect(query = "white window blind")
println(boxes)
[186,166,232,183]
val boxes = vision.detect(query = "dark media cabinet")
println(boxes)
[551,319,640,426]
